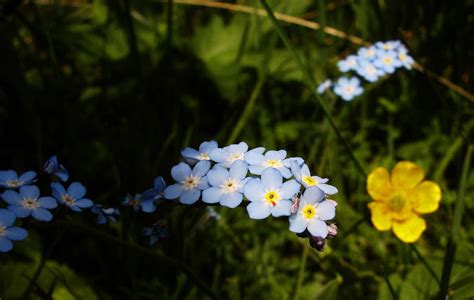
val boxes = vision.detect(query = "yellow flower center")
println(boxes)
[344,86,354,94]
[182,175,200,190]
[265,159,282,168]
[0,225,6,236]
[21,198,40,209]
[383,57,393,65]
[302,204,317,219]
[62,194,76,206]
[303,176,317,186]
[197,153,210,160]
[383,44,392,50]
[6,179,23,187]
[228,153,244,163]
[399,53,406,61]
[388,192,407,212]
[221,179,240,193]
[264,190,280,206]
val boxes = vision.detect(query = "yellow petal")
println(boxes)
[367,167,392,201]
[391,161,425,190]
[392,215,426,243]
[410,181,442,214]
[368,202,392,231]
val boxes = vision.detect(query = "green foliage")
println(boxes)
[0,0,473,299]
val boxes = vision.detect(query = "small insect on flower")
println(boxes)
[0,170,37,189]
[52,182,94,212]
[244,168,300,219]
[367,161,442,243]
[181,140,219,164]
[209,142,265,169]
[91,205,120,224]
[0,209,28,253]
[164,161,210,205]
[122,193,142,211]
[290,192,302,214]
[3,185,57,221]
[44,155,69,182]
[141,176,166,213]
[333,77,364,101]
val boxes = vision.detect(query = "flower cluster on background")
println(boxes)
[366,161,441,243]
[317,40,415,101]
[163,141,339,250]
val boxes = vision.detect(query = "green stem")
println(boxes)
[289,245,308,300]
[382,267,397,300]
[438,145,472,299]
[226,75,265,145]
[259,0,367,178]
[410,244,440,284]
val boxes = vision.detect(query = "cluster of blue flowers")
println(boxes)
[0,156,120,252]
[163,141,339,250]
[317,40,415,101]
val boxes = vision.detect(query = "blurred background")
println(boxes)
[0,0,473,299]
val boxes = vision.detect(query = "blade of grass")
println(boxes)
[410,244,440,285]
[259,0,367,178]
[289,245,308,300]
[381,267,398,300]
[438,145,473,299]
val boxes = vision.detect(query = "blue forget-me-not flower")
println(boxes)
[181,140,218,164]
[0,209,28,252]
[44,155,69,182]
[141,176,166,213]
[3,185,57,221]
[333,77,364,101]
[164,160,210,204]
[91,205,120,224]
[290,162,338,195]
[52,182,94,212]
[0,170,37,189]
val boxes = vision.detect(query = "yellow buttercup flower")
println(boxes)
[367,161,441,243]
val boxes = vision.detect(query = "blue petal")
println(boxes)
[220,192,242,208]
[280,179,301,199]
[68,205,82,212]
[5,226,27,240]
[97,214,107,224]
[243,179,265,202]
[2,190,22,205]
[38,197,58,209]
[265,150,286,160]
[279,167,292,179]
[0,237,13,252]
[44,155,58,173]
[271,200,292,217]
[196,176,209,190]
[207,166,228,187]
[301,164,311,176]
[289,214,307,233]
[308,220,328,238]
[290,161,302,180]
[164,184,183,199]
[154,176,166,192]
[229,161,248,180]
[0,170,17,183]
[8,206,31,218]
[209,148,227,163]
[51,183,66,200]
[192,160,211,177]
[19,185,40,199]
[316,201,336,220]
[261,168,282,189]
[0,209,16,227]
[227,142,248,154]
[141,189,158,201]
[75,199,93,208]
[248,165,266,175]
[19,171,37,183]
[181,147,200,159]
[67,182,87,199]
[303,186,325,204]
[248,147,265,155]
[246,201,270,219]
[317,183,338,195]
[56,166,69,182]
[199,140,218,153]
[141,199,157,213]
[180,189,200,205]
[32,208,53,222]
[202,187,223,204]
[90,205,102,214]
[244,151,265,165]
[171,163,192,182]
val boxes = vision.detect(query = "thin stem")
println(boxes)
[259,0,367,178]
[289,245,308,300]
[410,244,440,284]
[382,267,398,300]
[438,145,473,299]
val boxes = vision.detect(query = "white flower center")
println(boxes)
[21,198,40,209]
[347,59,356,67]
[0,225,6,236]
[220,178,240,193]
[264,159,282,168]
[62,194,76,206]
[399,53,406,61]
[227,152,244,163]
[366,49,375,57]
[383,44,393,50]
[343,85,354,94]
[197,153,210,160]
[366,65,376,74]
[6,179,23,187]
[182,175,200,190]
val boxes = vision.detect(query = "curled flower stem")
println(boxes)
[438,145,473,299]
[259,0,367,178]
